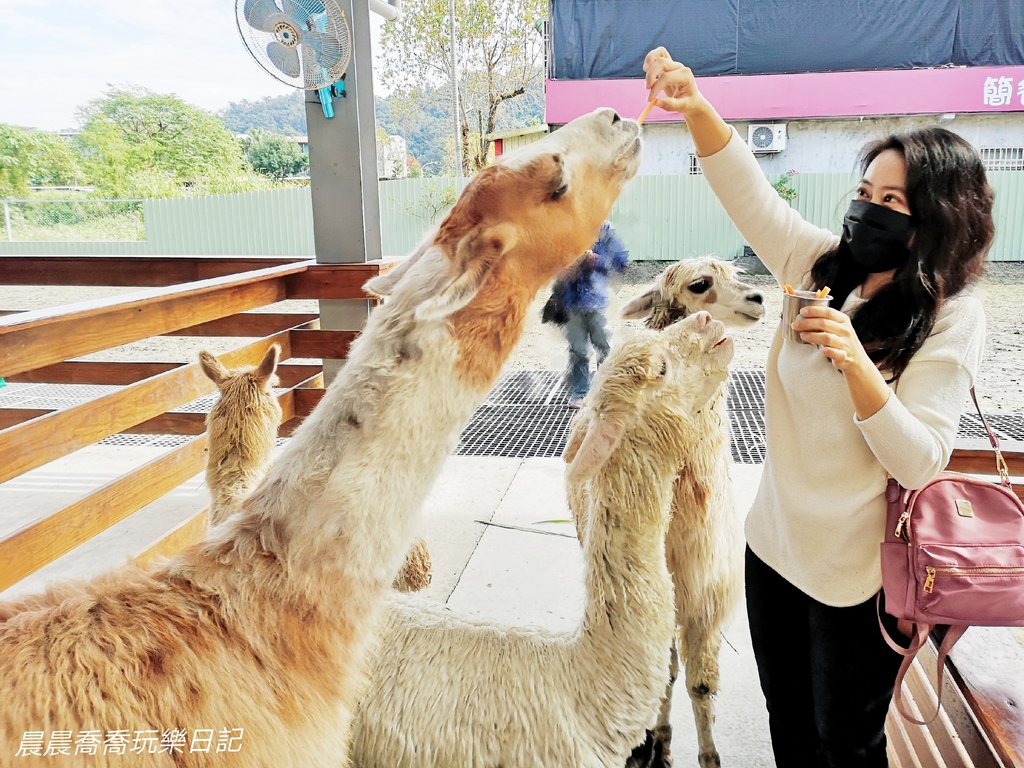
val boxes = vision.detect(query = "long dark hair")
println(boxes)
[809,127,994,380]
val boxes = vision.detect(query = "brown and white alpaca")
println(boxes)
[571,256,765,768]
[0,107,641,768]
[199,346,431,591]
[349,311,734,768]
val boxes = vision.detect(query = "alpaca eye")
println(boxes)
[658,359,668,377]
[551,184,568,200]
[689,278,711,294]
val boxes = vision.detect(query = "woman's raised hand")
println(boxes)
[643,48,703,116]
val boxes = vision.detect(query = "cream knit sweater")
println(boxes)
[700,129,986,606]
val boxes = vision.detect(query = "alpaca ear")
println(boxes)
[621,286,661,320]
[255,344,280,390]
[565,415,625,485]
[562,415,590,464]
[415,223,518,322]
[199,351,228,386]
[363,236,434,298]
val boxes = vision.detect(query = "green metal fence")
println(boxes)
[2,171,1021,260]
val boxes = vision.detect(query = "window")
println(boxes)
[689,154,703,175]
[980,147,1024,171]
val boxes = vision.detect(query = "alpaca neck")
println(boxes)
[226,289,498,591]
[577,442,677,660]
[675,384,733,506]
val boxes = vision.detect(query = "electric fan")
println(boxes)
[235,0,353,118]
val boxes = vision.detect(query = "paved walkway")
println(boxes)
[1,446,775,766]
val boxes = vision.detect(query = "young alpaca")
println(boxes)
[200,345,282,527]
[350,311,734,768]
[199,346,431,591]
[0,108,641,768]
[574,256,763,768]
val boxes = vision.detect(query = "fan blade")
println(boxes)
[243,0,284,31]
[266,41,302,78]
[282,0,326,23]
[301,29,343,70]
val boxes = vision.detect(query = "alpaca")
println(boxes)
[199,345,282,527]
[0,107,641,768]
[349,310,735,768]
[199,346,431,591]
[575,256,764,768]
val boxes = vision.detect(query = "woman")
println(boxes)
[643,48,994,767]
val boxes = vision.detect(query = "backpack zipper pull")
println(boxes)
[894,510,911,540]
[923,566,936,594]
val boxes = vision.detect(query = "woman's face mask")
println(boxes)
[841,200,915,273]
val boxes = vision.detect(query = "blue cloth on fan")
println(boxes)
[552,221,629,312]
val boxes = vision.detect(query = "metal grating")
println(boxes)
[5,371,1020,462]
[727,370,766,412]
[957,414,992,440]
[730,409,767,464]
[455,404,576,459]
[985,414,1024,441]
[481,370,569,406]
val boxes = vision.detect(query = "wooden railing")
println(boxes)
[0,254,375,589]
[1,254,1022,765]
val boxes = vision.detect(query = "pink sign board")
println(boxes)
[546,66,1024,124]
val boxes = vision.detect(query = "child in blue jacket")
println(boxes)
[551,221,630,406]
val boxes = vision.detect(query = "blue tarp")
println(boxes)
[550,0,1024,79]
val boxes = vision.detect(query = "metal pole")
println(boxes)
[449,0,462,180]
[3,201,11,242]
[304,0,382,380]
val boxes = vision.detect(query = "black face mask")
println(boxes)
[841,200,914,273]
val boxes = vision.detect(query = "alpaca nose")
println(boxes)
[693,310,712,329]
[748,291,764,304]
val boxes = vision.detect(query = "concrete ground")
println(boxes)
[1,449,774,767]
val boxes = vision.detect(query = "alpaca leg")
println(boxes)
[626,638,677,768]
[684,625,722,768]
[392,537,432,592]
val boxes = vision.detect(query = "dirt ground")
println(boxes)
[4,261,1023,414]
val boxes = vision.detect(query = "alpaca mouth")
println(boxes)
[738,311,764,322]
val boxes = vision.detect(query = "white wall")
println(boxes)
[637,113,1024,176]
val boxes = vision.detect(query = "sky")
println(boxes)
[0,0,387,132]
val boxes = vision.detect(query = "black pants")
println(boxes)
[745,546,907,768]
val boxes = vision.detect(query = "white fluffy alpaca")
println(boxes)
[0,108,641,768]
[350,310,734,768]
[602,257,765,768]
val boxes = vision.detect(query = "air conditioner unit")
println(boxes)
[747,123,787,153]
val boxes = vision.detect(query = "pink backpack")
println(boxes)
[879,390,1024,724]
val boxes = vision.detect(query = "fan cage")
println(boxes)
[236,0,353,91]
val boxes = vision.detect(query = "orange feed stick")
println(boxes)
[815,286,831,299]
[783,284,795,295]
[637,99,657,126]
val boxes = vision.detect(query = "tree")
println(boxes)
[244,129,309,180]
[0,125,82,197]
[379,0,546,174]
[219,93,308,136]
[76,86,253,197]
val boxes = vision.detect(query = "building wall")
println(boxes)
[637,113,1024,176]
